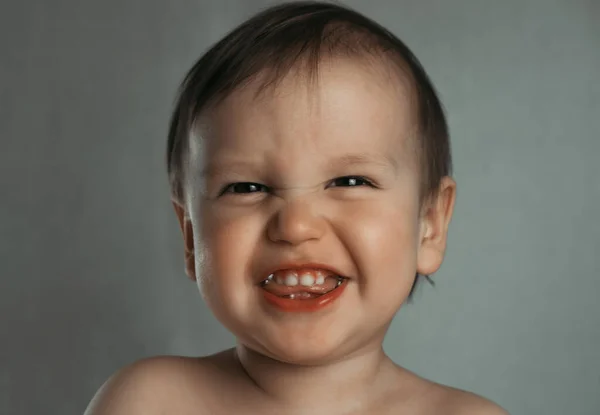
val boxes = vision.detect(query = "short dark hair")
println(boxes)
[166,0,452,297]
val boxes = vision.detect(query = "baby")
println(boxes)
[85,1,508,414]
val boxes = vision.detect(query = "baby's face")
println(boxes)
[179,58,450,364]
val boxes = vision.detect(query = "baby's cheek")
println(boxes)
[199,212,262,283]
[341,199,417,249]
[338,201,419,287]
[195,214,262,325]
[365,219,417,269]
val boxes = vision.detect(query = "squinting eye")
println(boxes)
[221,182,269,195]
[329,176,374,188]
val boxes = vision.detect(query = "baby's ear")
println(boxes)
[416,177,456,276]
[172,200,197,281]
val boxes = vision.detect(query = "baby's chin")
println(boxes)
[238,331,362,367]
[250,344,347,367]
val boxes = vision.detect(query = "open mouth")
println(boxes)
[258,268,348,311]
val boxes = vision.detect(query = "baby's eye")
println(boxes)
[221,182,269,195]
[328,176,374,188]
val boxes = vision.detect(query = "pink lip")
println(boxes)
[255,262,347,285]
[261,279,348,313]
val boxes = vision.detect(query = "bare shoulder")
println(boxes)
[83,354,226,415]
[389,367,508,415]
[429,383,509,415]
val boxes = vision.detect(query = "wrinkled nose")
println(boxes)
[267,199,326,246]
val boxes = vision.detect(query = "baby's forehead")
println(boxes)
[204,56,417,129]
[199,67,414,152]
[254,53,415,108]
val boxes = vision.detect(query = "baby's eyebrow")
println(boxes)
[200,153,397,179]
[200,160,259,179]
[331,153,398,171]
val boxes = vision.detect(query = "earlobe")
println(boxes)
[171,200,197,281]
[416,177,457,276]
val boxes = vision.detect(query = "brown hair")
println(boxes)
[166,1,452,297]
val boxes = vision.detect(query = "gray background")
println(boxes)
[1,0,598,414]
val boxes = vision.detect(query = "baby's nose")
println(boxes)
[266,197,326,246]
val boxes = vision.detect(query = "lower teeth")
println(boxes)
[283,292,316,300]
[279,279,344,300]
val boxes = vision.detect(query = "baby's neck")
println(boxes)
[233,343,403,413]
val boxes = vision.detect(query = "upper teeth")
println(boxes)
[270,270,330,287]
[285,273,299,286]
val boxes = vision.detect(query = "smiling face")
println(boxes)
[174,57,455,364]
